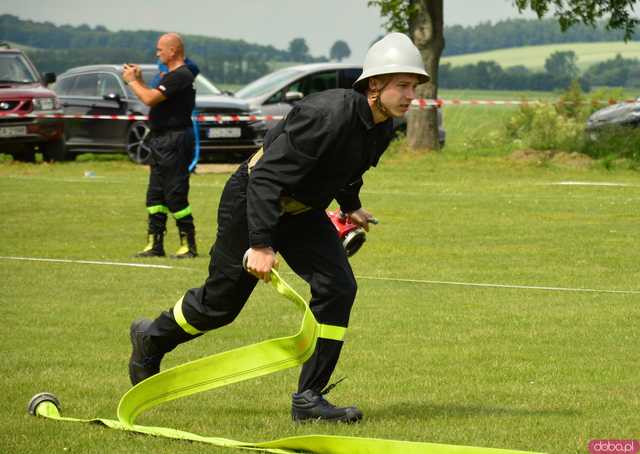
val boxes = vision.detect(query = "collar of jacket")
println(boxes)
[353,89,392,131]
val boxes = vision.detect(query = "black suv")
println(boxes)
[53,64,266,163]
[0,42,64,161]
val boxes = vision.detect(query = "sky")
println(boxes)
[0,0,538,63]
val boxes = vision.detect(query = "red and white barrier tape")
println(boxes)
[0,112,283,122]
[0,98,636,121]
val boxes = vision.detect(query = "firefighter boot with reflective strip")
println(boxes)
[172,230,197,259]
[291,389,363,423]
[129,319,165,385]
[134,232,165,257]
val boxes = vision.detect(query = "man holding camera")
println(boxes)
[122,32,198,259]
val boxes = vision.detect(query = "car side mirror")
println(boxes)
[284,91,304,103]
[103,93,122,103]
[42,72,56,86]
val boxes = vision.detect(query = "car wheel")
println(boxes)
[41,139,72,162]
[127,121,152,164]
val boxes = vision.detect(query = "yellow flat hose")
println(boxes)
[28,269,544,454]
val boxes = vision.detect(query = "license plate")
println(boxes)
[0,126,27,138]
[208,127,241,139]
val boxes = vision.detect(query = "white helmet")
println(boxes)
[353,32,430,91]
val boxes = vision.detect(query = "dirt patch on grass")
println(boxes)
[508,149,553,164]
[508,149,593,169]
[550,151,593,169]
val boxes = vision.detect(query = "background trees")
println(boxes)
[514,0,638,40]
[368,0,638,151]
[329,40,351,62]
[0,14,326,84]
[288,38,311,62]
[2,10,638,89]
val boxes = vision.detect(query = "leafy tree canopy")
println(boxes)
[515,0,638,41]
[329,40,351,62]
[288,38,310,61]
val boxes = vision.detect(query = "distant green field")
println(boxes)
[217,83,244,93]
[439,88,639,101]
[438,89,559,101]
[441,41,640,72]
[1,40,39,51]
[267,60,306,71]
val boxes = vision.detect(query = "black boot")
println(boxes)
[172,229,197,259]
[129,319,165,385]
[291,389,363,423]
[134,232,165,257]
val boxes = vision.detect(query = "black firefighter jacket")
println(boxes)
[247,88,394,249]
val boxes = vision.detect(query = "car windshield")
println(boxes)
[194,74,221,95]
[0,53,39,83]
[133,69,222,96]
[235,68,303,99]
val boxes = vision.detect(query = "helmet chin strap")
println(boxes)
[374,95,392,119]
[368,82,392,120]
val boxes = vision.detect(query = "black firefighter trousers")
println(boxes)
[145,128,195,234]
[146,162,358,393]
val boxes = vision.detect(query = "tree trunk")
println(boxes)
[407,0,444,151]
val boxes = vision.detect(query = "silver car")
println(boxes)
[235,62,445,146]
[586,97,640,136]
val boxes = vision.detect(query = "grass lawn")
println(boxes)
[1,148,638,453]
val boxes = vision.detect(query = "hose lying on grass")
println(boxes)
[28,268,543,454]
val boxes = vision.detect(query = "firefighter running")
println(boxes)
[128,32,430,422]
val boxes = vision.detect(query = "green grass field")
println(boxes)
[441,41,640,72]
[1,143,639,453]
[439,89,560,100]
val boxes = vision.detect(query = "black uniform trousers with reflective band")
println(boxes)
[145,128,195,233]
[146,162,357,393]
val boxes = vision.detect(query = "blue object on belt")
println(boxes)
[189,112,200,173]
